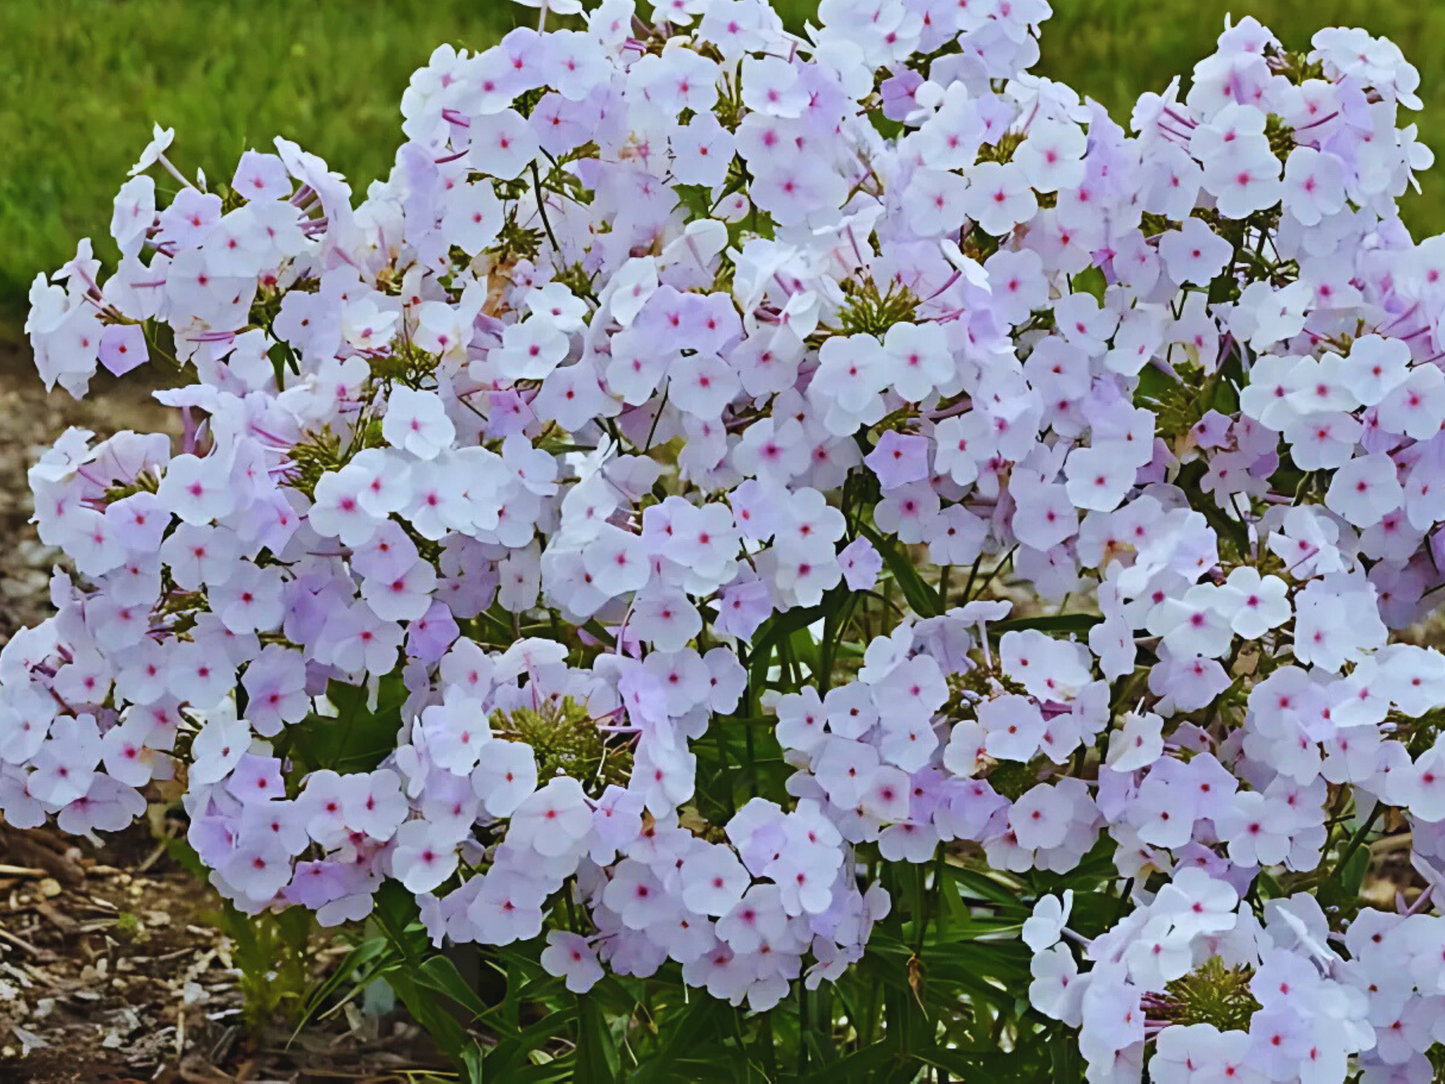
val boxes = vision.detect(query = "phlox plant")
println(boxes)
[10,0,1445,1078]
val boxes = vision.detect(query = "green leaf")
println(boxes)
[161,834,209,881]
[916,1044,1046,1082]
[289,674,408,774]
[293,935,394,1040]
[1256,871,1286,900]
[574,994,619,1084]
[1133,363,1175,408]
[863,931,1032,1011]
[416,953,489,1018]
[461,1042,486,1084]
[631,997,728,1083]
[673,183,713,218]
[366,883,488,1068]
[484,1005,580,1077]
[884,978,929,1056]
[1209,370,1240,415]
[582,617,617,649]
[940,864,1030,913]
[1170,459,1250,560]
[389,967,476,1062]
[1196,493,1251,562]
[1072,265,1107,301]
[800,1040,903,1083]
[372,879,426,957]
[1048,1024,1086,1082]
[268,340,298,389]
[988,614,1103,637]
[859,524,942,617]
[936,873,976,931]
[789,624,820,676]
[1339,842,1372,898]
[492,1065,577,1084]
[751,599,829,657]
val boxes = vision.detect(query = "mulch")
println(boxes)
[0,823,448,1083]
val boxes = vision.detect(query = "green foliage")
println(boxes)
[987,613,1104,637]
[287,675,410,775]
[1157,957,1263,1032]
[281,425,345,499]
[113,910,145,941]
[1070,265,1107,303]
[975,130,1028,165]
[1134,361,1212,443]
[1426,1041,1445,1081]
[984,759,1043,801]
[210,900,316,1033]
[490,695,633,794]
[834,280,923,338]
[292,842,1118,1082]
[858,524,942,618]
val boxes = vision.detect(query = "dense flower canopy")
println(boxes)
[10,0,1445,1078]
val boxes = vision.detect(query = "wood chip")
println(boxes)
[135,842,168,874]
[0,864,46,878]
[0,925,44,958]
[0,961,33,988]
[19,963,61,989]
[1372,832,1413,853]
[10,1024,48,1053]
[34,899,78,933]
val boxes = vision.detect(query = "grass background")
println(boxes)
[3,0,1443,332]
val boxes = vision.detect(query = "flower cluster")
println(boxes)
[9,0,1445,1074]
[1027,876,1445,1083]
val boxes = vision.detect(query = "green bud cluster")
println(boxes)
[984,759,1041,802]
[1139,212,1178,239]
[835,279,922,338]
[492,211,545,263]
[1272,49,1327,86]
[104,472,160,503]
[553,260,601,302]
[369,339,438,384]
[489,695,632,795]
[1157,957,1262,1032]
[1265,114,1297,166]
[283,426,345,500]
[976,130,1027,166]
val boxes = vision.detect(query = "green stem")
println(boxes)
[719,722,737,816]
[744,716,758,797]
[798,981,809,1073]
[530,161,561,254]
[1332,804,1383,882]
[961,554,984,604]
[969,546,1018,602]
[913,860,930,954]
[758,1010,777,1079]
[817,592,859,697]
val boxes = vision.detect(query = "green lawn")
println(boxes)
[4,0,1444,328]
